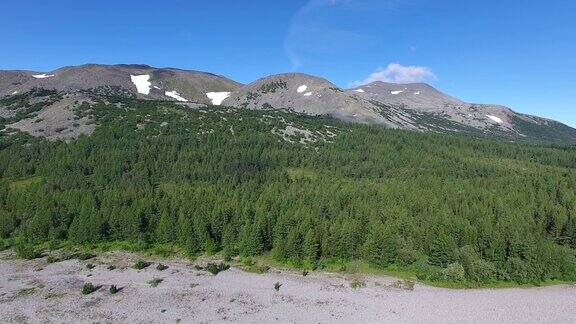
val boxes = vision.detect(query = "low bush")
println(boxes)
[442,262,466,282]
[82,282,99,295]
[349,278,366,289]
[109,285,121,294]
[134,260,152,270]
[15,243,41,260]
[205,262,230,275]
[274,282,282,291]
[77,252,96,261]
[86,263,96,270]
[396,248,419,266]
[47,255,60,263]
[156,263,168,271]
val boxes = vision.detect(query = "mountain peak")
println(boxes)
[1,64,575,145]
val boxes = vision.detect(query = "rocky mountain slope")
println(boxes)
[348,81,576,144]
[222,73,400,128]
[1,64,575,144]
[0,64,241,104]
[0,64,241,141]
[222,74,576,144]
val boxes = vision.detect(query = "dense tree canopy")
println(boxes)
[1,96,575,284]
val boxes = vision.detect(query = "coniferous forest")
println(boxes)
[1,96,575,285]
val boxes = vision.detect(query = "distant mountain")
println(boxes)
[223,73,576,144]
[222,73,399,128]
[348,81,576,144]
[1,64,575,145]
[0,64,241,104]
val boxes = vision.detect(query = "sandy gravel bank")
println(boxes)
[1,250,575,323]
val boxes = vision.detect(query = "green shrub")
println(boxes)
[241,257,255,267]
[0,239,9,251]
[77,252,96,261]
[350,278,366,289]
[133,260,152,270]
[466,259,497,283]
[86,263,96,270]
[205,262,230,275]
[442,262,466,282]
[82,283,99,295]
[396,248,419,266]
[15,243,41,260]
[156,263,168,271]
[109,285,121,294]
[107,265,116,270]
[47,255,60,263]
[506,257,534,284]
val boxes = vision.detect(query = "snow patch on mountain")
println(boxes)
[391,90,404,95]
[487,115,503,124]
[12,91,18,95]
[414,91,420,95]
[354,89,365,93]
[165,90,188,102]
[130,75,151,95]
[303,92,313,96]
[32,74,54,79]
[297,85,308,93]
[206,92,231,105]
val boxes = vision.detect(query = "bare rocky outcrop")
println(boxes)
[7,94,94,142]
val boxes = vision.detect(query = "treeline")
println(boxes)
[0,96,575,284]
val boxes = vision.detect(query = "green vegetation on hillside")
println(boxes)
[0,95,575,286]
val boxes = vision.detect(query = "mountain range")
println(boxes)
[1,63,575,144]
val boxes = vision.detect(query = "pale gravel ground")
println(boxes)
[0,250,575,324]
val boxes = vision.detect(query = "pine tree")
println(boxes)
[303,229,319,263]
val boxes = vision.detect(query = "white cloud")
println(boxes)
[351,63,436,86]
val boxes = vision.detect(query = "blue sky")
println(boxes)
[1,0,575,126]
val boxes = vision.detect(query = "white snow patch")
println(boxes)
[32,74,54,79]
[486,115,503,124]
[297,85,308,93]
[153,86,161,90]
[130,75,151,95]
[414,91,420,95]
[165,90,189,102]
[206,92,231,105]
[391,90,404,95]
[354,89,365,93]
[11,91,18,95]
[303,92,313,96]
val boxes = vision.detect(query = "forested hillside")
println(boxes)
[1,94,575,285]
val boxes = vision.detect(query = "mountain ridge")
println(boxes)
[1,63,575,145]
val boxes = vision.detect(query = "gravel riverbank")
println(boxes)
[1,250,575,323]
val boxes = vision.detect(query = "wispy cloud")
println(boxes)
[350,63,436,86]
[284,0,374,70]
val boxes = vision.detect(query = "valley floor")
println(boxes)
[0,250,575,323]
